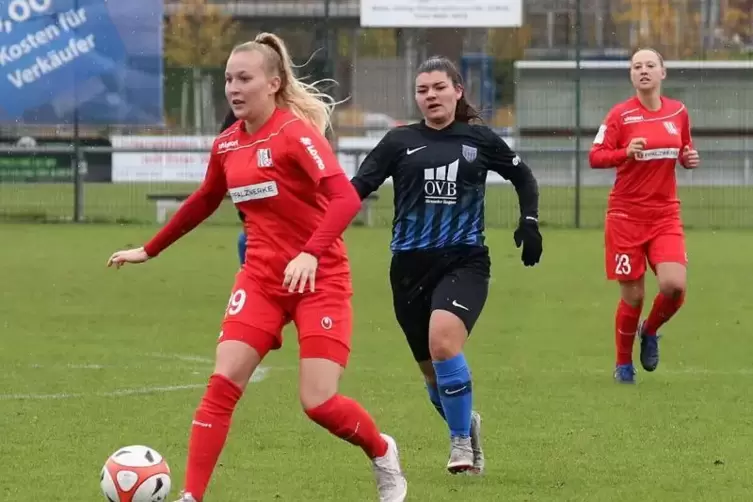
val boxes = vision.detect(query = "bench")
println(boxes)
[147,191,381,226]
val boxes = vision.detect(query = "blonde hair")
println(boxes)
[231,33,341,134]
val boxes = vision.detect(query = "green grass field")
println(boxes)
[2,182,753,229]
[2,223,753,501]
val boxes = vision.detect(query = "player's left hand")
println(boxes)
[513,216,543,267]
[283,252,318,293]
[682,146,700,169]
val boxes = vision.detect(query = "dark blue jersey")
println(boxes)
[351,120,539,252]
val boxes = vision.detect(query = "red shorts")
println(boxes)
[604,214,687,281]
[218,271,353,367]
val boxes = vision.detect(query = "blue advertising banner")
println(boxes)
[0,0,163,125]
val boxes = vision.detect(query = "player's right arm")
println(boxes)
[350,129,398,200]
[142,147,228,258]
[107,146,228,268]
[589,107,629,169]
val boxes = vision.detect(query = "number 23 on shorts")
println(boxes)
[609,252,644,280]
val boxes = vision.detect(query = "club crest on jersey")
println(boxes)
[663,121,679,135]
[461,144,477,162]
[257,148,273,168]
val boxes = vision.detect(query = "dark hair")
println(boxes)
[220,109,237,132]
[416,56,482,124]
[631,47,665,67]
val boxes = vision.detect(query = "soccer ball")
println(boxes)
[100,445,172,502]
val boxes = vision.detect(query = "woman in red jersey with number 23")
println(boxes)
[589,48,700,384]
[106,33,407,502]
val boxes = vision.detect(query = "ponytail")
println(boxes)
[455,94,482,124]
[231,33,341,135]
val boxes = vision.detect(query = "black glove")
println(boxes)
[513,216,542,267]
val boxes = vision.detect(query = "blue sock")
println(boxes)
[433,353,472,438]
[426,382,446,420]
[237,231,247,265]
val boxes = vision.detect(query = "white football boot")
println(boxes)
[371,434,408,502]
[468,411,485,475]
[446,435,475,474]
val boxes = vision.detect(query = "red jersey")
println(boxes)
[216,109,350,281]
[589,96,694,221]
[143,108,360,285]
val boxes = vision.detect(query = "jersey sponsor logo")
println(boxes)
[623,115,644,124]
[228,181,279,203]
[461,144,477,162]
[406,145,427,155]
[257,148,273,168]
[424,159,459,205]
[663,121,679,135]
[299,137,326,170]
[218,139,239,151]
[635,148,680,161]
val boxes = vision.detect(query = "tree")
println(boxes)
[611,0,703,59]
[612,0,752,59]
[164,0,239,131]
[717,0,752,49]
[164,0,239,68]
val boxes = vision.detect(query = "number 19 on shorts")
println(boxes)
[226,289,247,316]
[614,253,632,275]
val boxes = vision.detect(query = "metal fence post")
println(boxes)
[574,0,583,229]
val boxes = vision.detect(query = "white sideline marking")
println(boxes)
[0,384,205,401]
[147,353,214,364]
[3,356,274,401]
[251,366,269,383]
[493,366,753,377]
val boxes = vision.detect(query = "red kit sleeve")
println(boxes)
[143,149,228,257]
[301,173,362,258]
[589,108,628,169]
[286,122,344,184]
[283,121,360,258]
[679,108,696,169]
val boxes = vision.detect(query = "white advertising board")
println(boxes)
[360,0,523,28]
[112,132,517,184]
[111,135,213,183]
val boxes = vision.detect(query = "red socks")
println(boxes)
[614,290,685,365]
[184,374,243,501]
[181,379,387,500]
[644,291,685,335]
[305,394,388,459]
[615,299,642,365]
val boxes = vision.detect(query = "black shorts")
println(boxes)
[389,245,491,362]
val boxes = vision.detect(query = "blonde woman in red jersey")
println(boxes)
[106,33,408,502]
[589,48,700,384]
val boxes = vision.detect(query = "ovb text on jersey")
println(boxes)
[422,144,478,205]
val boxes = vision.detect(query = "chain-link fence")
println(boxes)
[0,0,751,228]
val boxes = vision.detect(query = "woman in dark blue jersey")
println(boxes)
[351,56,543,475]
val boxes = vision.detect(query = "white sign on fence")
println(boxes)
[360,0,523,28]
[111,132,517,184]
[111,135,213,183]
